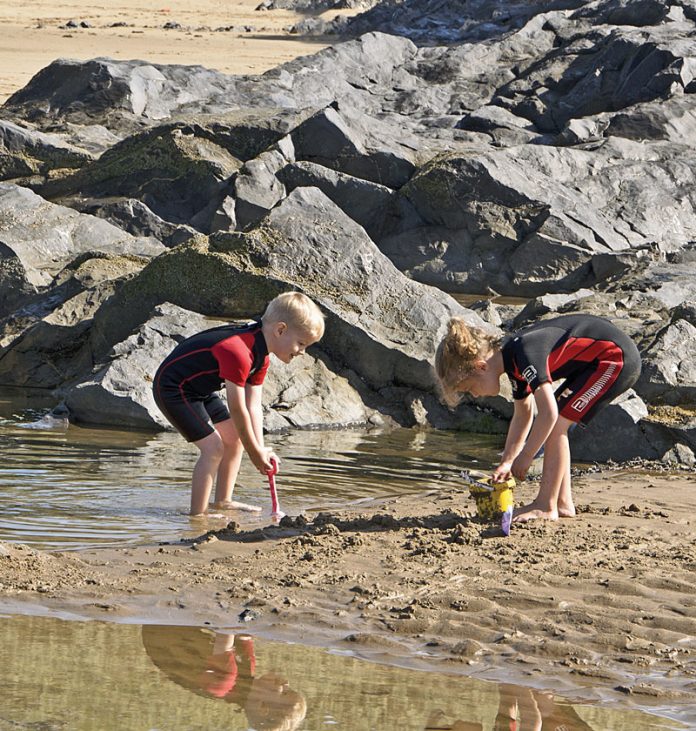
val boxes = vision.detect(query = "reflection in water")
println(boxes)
[143,626,307,731]
[0,387,504,550]
[0,614,683,731]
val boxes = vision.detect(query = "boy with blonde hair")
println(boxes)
[154,292,325,515]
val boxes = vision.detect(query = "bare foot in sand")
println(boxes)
[212,500,262,512]
[558,502,576,518]
[513,503,559,523]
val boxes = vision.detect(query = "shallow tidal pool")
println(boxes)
[0,614,685,731]
[0,388,503,551]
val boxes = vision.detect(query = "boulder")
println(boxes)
[232,148,289,230]
[0,119,91,181]
[290,106,418,188]
[569,389,671,461]
[637,319,696,405]
[41,125,243,226]
[394,149,635,295]
[68,197,198,247]
[0,253,149,388]
[277,161,394,238]
[65,189,490,429]
[0,183,163,317]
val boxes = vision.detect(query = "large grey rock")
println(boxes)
[41,125,243,226]
[290,106,418,188]
[232,148,289,230]
[391,148,636,295]
[212,187,489,392]
[638,319,696,405]
[2,58,244,130]
[0,120,91,181]
[569,390,670,461]
[0,184,163,317]
[68,197,198,248]
[0,253,148,388]
[277,161,394,238]
[63,189,491,429]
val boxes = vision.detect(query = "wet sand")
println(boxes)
[1,469,695,723]
[0,0,351,103]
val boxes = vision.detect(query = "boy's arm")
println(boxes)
[510,382,559,479]
[493,395,534,481]
[225,381,273,474]
[245,384,265,450]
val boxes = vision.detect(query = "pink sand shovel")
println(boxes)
[266,457,285,521]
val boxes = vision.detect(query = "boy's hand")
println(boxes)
[491,461,513,483]
[250,448,278,475]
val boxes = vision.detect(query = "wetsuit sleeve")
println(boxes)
[247,355,270,386]
[211,337,253,386]
[507,332,552,398]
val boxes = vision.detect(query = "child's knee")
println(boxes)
[198,434,225,462]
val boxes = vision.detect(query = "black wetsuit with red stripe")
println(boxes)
[153,320,269,442]
[501,314,641,425]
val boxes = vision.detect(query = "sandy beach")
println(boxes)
[0,0,348,103]
[1,468,695,722]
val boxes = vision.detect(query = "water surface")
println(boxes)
[0,614,685,731]
[0,388,502,550]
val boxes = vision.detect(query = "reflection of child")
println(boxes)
[201,633,256,700]
[153,292,325,515]
[141,625,307,731]
[435,314,641,522]
[494,683,595,730]
[244,671,307,731]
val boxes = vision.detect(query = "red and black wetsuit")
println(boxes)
[501,314,641,425]
[153,320,269,442]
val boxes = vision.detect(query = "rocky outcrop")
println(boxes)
[2,1,696,462]
[0,183,163,318]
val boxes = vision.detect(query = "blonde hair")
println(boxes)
[262,292,325,340]
[435,317,501,406]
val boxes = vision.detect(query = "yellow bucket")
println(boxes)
[464,472,515,520]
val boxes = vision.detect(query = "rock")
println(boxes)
[0,120,91,181]
[64,303,381,430]
[211,187,489,392]
[396,148,635,295]
[0,253,149,388]
[290,105,417,188]
[638,319,696,405]
[67,197,198,247]
[232,148,288,230]
[569,390,666,462]
[62,189,490,429]
[277,160,394,238]
[0,183,163,317]
[41,125,243,226]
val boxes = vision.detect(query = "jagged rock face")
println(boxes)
[1,1,696,460]
[0,183,163,319]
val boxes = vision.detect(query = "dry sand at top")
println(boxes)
[1,468,695,724]
[0,0,354,103]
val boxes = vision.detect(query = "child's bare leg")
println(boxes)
[191,432,225,516]
[514,416,573,523]
[212,419,261,512]
[557,446,575,517]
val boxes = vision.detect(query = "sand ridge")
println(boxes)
[1,469,695,722]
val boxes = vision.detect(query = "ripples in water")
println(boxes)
[0,388,503,550]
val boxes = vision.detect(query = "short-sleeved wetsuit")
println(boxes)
[501,314,641,425]
[153,320,269,442]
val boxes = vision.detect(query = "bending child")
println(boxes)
[153,292,325,516]
[435,314,641,522]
